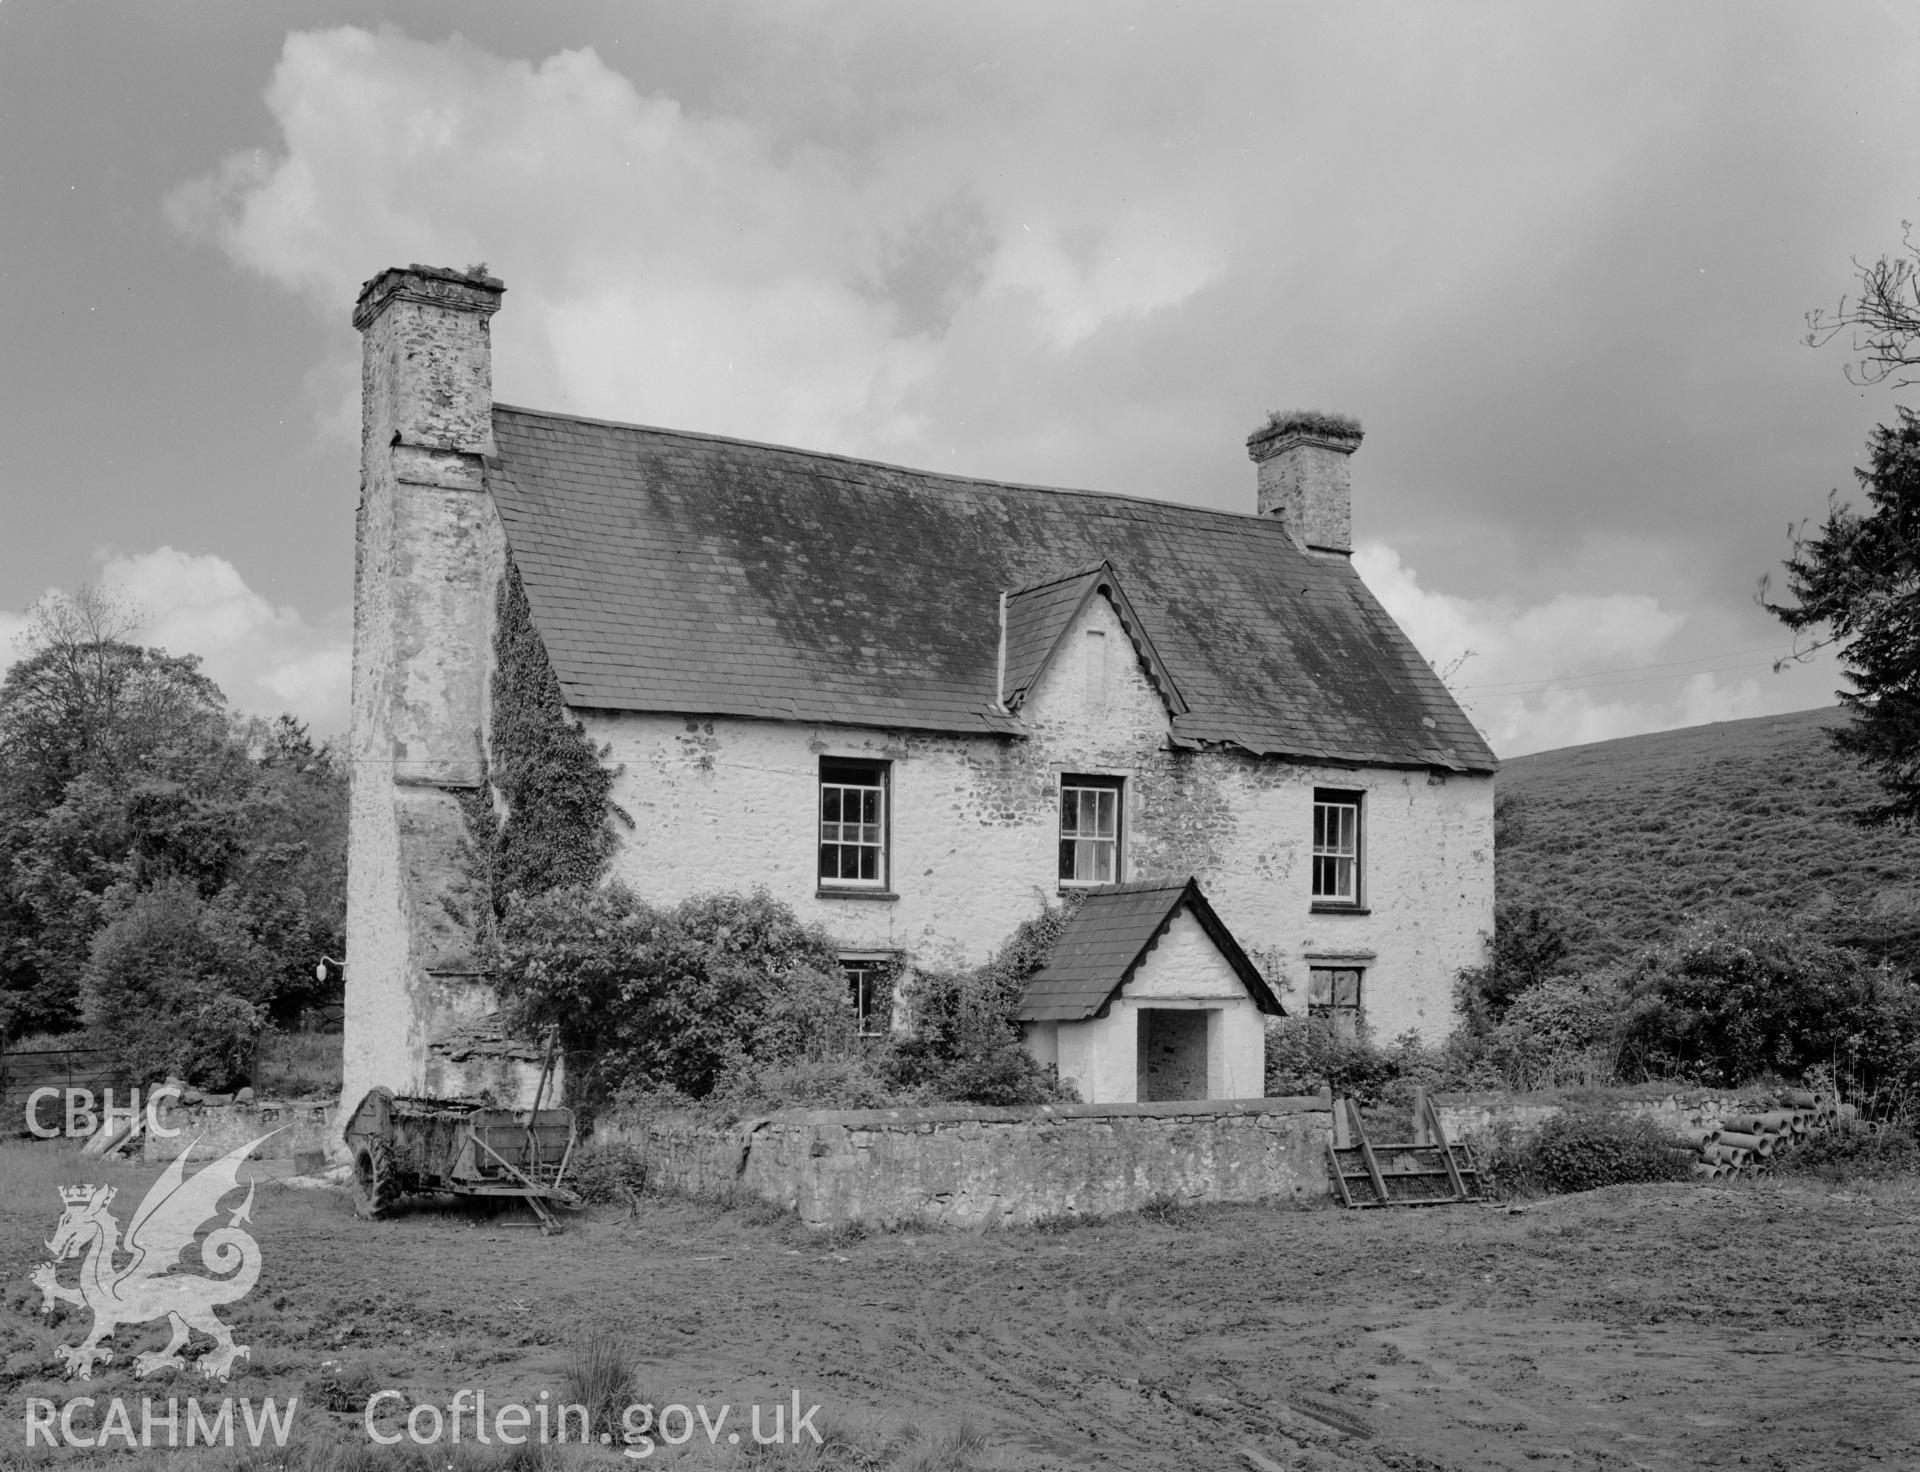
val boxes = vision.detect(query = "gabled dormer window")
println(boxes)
[999,562,1188,720]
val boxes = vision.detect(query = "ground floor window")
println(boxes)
[840,955,891,1038]
[1308,966,1363,1039]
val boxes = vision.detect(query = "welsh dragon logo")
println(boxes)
[30,1133,276,1381]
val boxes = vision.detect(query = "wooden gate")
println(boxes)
[1,1046,119,1137]
[1326,1088,1481,1207]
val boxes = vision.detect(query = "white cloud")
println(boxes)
[166,19,1659,465]
[167,30,951,450]
[1355,542,1835,757]
[0,549,350,737]
[155,18,1852,760]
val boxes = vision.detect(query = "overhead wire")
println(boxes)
[1455,641,1825,701]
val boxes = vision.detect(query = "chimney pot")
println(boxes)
[1246,409,1363,554]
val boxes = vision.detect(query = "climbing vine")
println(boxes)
[462,557,625,935]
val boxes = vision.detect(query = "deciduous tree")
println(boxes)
[0,590,346,1043]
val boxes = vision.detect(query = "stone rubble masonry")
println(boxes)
[1246,417,1362,554]
[1433,1089,1806,1147]
[342,265,532,1128]
[141,1098,337,1163]
[602,1095,1335,1229]
[588,586,1494,1045]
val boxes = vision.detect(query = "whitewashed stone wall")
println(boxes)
[342,271,527,1126]
[590,591,1494,1043]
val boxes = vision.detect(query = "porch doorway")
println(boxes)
[1137,1008,1212,1101]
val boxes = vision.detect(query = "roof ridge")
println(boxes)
[1007,563,1107,598]
[491,402,1285,531]
[486,405,1500,772]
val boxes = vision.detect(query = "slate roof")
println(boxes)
[1016,878,1283,1023]
[485,406,1497,772]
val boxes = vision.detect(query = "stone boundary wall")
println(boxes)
[140,1098,337,1165]
[1433,1089,1799,1146]
[598,1095,1335,1230]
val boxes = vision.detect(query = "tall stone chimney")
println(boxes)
[351,263,503,787]
[342,264,511,1121]
[1245,409,1363,554]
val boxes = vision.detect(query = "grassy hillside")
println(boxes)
[1498,706,1920,972]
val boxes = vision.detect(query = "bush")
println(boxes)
[1615,914,1920,1109]
[79,878,271,1089]
[887,903,1079,1107]
[888,972,1061,1104]
[1264,1016,1399,1102]
[498,885,1076,1113]
[1775,1120,1920,1182]
[568,1141,650,1205]
[1264,1018,1502,1105]
[1483,973,1625,1090]
[493,884,855,1110]
[1454,900,1577,1032]
[1482,1110,1693,1197]
[713,1054,909,1113]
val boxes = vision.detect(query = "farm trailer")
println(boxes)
[342,1086,580,1230]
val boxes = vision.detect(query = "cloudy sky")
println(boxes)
[3,1,1916,756]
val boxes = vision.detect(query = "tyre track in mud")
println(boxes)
[8,1174,1918,1470]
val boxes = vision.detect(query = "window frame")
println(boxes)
[1058,773,1125,889]
[1310,788,1365,910]
[839,953,893,1039]
[818,758,891,893]
[1307,965,1364,1039]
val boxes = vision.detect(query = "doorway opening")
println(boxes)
[1137,1009,1211,1101]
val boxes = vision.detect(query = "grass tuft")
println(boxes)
[562,1327,635,1443]
[1256,408,1363,440]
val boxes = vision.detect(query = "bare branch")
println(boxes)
[1810,232,1920,387]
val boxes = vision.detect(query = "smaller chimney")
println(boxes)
[1245,409,1363,554]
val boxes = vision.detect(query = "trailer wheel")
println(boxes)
[352,1140,402,1220]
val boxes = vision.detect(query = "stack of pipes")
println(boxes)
[1679,1090,1853,1180]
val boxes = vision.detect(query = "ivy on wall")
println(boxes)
[461,558,625,937]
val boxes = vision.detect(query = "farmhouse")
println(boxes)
[340,264,1497,1116]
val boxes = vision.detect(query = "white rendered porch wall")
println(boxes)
[1029,906,1266,1103]
[1120,907,1265,1100]
[585,592,1493,1042]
